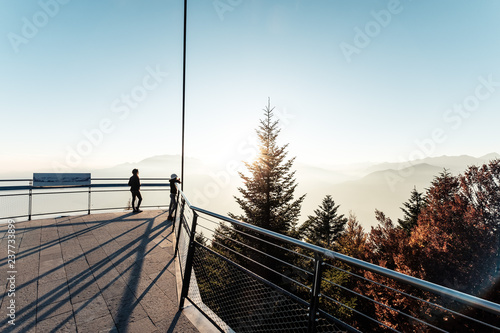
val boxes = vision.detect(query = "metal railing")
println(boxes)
[0,178,170,221]
[2,177,499,332]
[173,187,500,333]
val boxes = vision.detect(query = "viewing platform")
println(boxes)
[1,178,499,332]
[0,210,206,332]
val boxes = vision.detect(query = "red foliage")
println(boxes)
[351,162,500,331]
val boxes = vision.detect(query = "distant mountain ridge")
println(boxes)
[3,153,498,229]
[298,153,499,229]
[317,163,443,228]
[92,155,193,178]
[93,152,500,229]
[363,153,499,176]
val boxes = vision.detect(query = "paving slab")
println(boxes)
[0,210,202,332]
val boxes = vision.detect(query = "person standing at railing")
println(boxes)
[168,173,181,220]
[128,169,142,213]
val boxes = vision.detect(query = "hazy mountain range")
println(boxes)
[297,153,499,228]
[3,153,499,229]
[93,152,499,229]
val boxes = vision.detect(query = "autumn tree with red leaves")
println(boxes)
[350,163,500,331]
[408,169,497,294]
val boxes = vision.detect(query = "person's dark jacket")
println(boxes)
[170,178,180,194]
[128,175,140,192]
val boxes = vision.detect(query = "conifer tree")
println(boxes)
[215,99,306,286]
[299,195,347,248]
[397,186,426,233]
[229,99,305,235]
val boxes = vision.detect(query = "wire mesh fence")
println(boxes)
[193,244,308,332]
[177,219,191,279]
[174,189,500,333]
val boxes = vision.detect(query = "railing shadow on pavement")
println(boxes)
[0,211,179,332]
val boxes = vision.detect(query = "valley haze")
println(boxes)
[4,153,498,229]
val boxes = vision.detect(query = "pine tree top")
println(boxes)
[230,99,305,235]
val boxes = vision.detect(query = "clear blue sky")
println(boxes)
[1,0,500,175]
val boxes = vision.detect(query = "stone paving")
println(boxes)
[0,210,201,332]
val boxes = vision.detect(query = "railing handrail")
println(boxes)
[91,177,171,181]
[0,177,170,181]
[0,177,171,182]
[0,178,171,192]
[177,186,500,317]
[1,177,172,222]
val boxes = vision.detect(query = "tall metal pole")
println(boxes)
[181,0,187,191]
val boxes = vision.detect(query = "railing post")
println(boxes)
[179,211,198,310]
[308,254,324,333]
[88,185,91,215]
[174,197,186,258]
[28,180,32,221]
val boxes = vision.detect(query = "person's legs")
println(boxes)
[131,191,137,211]
[136,191,142,211]
[168,193,177,219]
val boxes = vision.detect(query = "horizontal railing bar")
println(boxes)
[91,183,168,188]
[14,187,168,196]
[92,177,170,180]
[217,218,316,263]
[177,187,500,317]
[317,309,362,333]
[331,252,500,316]
[0,186,32,191]
[205,223,314,279]
[210,238,311,293]
[0,193,29,197]
[197,241,312,308]
[0,177,169,181]
[90,205,167,212]
[322,261,491,328]
[31,191,90,195]
[320,293,400,333]
[91,188,169,193]
[0,214,28,220]
[324,262,440,311]
[321,278,448,333]
[0,183,170,192]
[197,214,316,264]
